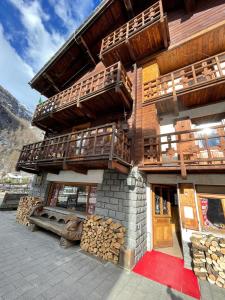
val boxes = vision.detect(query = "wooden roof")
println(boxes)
[29,0,185,98]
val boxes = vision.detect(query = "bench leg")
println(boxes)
[59,237,74,248]
[29,224,39,232]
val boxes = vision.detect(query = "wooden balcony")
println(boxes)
[100,1,169,66]
[143,52,225,114]
[141,124,225,178]
[16,124,131,174]
[32,62,133,131]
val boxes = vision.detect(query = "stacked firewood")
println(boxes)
[16,196,43,226]
[80,215,125,264]
[191,233,225,288]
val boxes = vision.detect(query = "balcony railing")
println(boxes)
[143,124,225,177]
[100,1,168,66]
[101,1,162,54]
[16,123,131,172]
[143,52,225,103]
[32,62,132,123]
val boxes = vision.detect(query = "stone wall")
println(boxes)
[182,241,192,269]
[95,167,147,263]
[30,173,50,203]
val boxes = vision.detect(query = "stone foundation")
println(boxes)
[30,173,50,203]
[95,167,147,263]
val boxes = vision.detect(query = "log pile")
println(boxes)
[16,196,43,226]
[80,215,125,264]
[191,233,225,288]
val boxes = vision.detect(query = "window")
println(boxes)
[48,183,97,215]
[197,193,225,233]
[196,128,220,148]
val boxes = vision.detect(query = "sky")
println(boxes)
[0,0,100,111]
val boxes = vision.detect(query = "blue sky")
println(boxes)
[0,0,100,111]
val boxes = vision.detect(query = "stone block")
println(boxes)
[115,212,125,221]
[108,210,116,218]
[95,208,108,217]
[111,185,120,191]
[111,173,118,179]
[113,191,127,199]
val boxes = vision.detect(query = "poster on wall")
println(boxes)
[183,206,194,219]
[199,195,225,230]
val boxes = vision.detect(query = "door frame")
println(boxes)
[151,184,182,249]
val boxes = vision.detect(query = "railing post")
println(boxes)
[215,55,223,78]
[159,0,163,20]
[117,61,121,82]
[191,65,197,84]
[178,134,187,179]
[77,84,82,107]
[204,134,212,165]
[63,134,71,167]
[126,22,129,40]
[109,124,116,161]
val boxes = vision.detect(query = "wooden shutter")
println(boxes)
[142,61,159,103]
[143,61,159,82]
[179,183,199,230]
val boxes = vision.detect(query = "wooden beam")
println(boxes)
[116,86,131,110]
[160,18,169,49]
[79,103,96,119]
[108,160,129,174]
[123,0,134,17]
[184,0,196,14]
[43,73,60,93]
[172,95,179,116]
[63,162,88,174]
[77,36,97,65]
[126,40,136,62]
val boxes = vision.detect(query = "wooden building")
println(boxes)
[17,0,225,268]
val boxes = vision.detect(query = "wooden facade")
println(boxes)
[16,123,130,174]
[100,1,169,66]
[15,0,225,263]
[143,52,225,114]
[142,124,225,177]
[17,0,225,177]
[32,62,133,131]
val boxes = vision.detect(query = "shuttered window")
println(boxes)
[179,183,199,230]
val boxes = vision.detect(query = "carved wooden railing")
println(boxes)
[100,1,162,54]
[143,124,225,175]
[17,123,131,170]
[33,62,132,121]
[143,52,225,102]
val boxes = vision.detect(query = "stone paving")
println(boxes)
[0,211,225,300]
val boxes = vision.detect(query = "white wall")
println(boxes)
[46,170,104,184]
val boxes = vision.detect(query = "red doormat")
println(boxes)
[133,250,200,299]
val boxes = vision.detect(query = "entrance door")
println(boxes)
[152,185,177,248]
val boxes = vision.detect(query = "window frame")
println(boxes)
[47,181,97,215]
[197,193,225,234]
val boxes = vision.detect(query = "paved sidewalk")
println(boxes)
[0,211,224,300]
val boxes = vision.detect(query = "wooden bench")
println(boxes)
[28,206,84,247]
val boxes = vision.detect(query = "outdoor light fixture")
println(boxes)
[127,175,136,187]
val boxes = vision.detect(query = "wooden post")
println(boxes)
[178,134,187,179]
[109,124,116,161]
[215,56,223,78]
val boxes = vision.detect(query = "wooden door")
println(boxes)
[152,185,174,248]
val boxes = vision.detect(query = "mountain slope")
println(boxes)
[0,85,42,175]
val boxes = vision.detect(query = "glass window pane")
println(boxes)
[52,184,97,214]
[162,188,168,215]
[155,187,160,215]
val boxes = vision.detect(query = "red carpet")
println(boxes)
[133,250,200,299]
